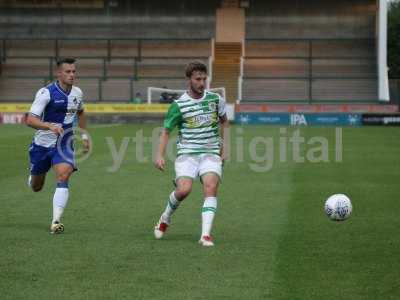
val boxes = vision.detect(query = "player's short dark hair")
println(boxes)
[56,57,76,67]
[185,61,207,78]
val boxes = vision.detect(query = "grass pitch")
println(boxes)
[1,124,399,299]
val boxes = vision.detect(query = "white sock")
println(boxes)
[52,182,69,223]
[28,175,32,187]
[201,197,217,237]
[162,191,181,222]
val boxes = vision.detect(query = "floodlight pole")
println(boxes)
[378,0,390,101]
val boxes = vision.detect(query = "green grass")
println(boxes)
[1,124,400,299]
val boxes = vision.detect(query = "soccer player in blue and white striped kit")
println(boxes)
[26,58,90,234]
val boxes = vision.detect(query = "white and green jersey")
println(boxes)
[163,90,226,156]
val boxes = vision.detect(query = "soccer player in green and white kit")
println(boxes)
[154,62,229,247]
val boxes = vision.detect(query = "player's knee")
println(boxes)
[175,186,192,199]
[203,181,218,194]
[31,184,43,192]
[56,172,71,183]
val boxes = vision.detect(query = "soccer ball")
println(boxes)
[324,194,352,221]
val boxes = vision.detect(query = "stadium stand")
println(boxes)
[140,40,211,58]
[0,78,44,101]
[0,0,104,8]
[312,79,378,101]
[106,58,136,77]
[390,79,400,103]
[0,0,391,104]
[245,0,376,40]
[244,58,308,78]
[241,0,379,103]
[242,39,378,102]
[101,79,131,102]
[137,58,208,78]
[75,78,100,102]
[0,1,217,39]
[2,58,50,77]
[242,40,377,102]
[0,39,211,102]
[242,79,309,102]
[245,40,309,58]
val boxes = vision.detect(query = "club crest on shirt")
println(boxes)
[208,102,217,112]
[201,100,217,113]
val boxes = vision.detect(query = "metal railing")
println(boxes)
[0,38,211,62]
[0,55,208,81]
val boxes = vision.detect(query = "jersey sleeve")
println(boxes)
[75,87,84,112]
[30,88,50,117]
[163,102,182,131]
[78,99,84,111]
[218,94,227,117]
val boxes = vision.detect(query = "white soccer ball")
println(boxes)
[324,194,352,221]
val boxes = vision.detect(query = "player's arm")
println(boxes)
[155,128,170,171]
[77,109,90,153]
[218,96,229,163]
[26,88,63,135]
[26,115,63,134]
[219,114,229,163]
[155,102,182,171]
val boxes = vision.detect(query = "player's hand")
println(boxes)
[82,139,90,154]
[48,124,64,135]
[155,156,166,171]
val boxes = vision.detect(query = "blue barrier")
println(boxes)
[235,113,362,126]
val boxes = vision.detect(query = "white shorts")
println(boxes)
[175,154,222,180]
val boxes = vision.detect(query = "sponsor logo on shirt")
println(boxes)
[189,113,216,126]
